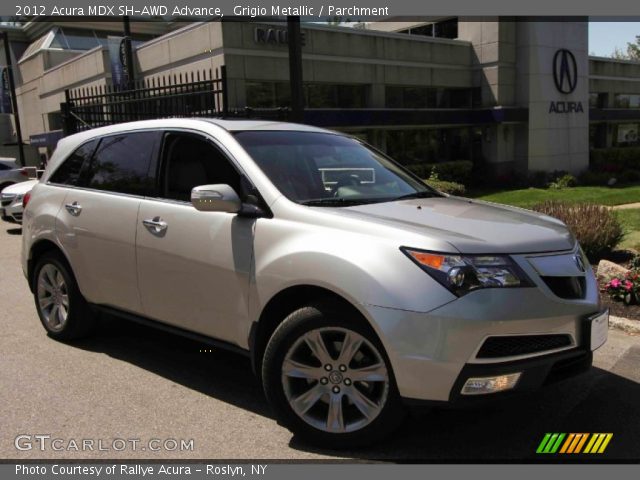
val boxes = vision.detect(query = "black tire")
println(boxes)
[262,303,405,448]
[32,251,96,340]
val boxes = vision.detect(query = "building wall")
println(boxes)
[5,19,639,173]
[515,21,590,174]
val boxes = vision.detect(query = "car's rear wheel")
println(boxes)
[33,251,96,340]
[262,303,404,447]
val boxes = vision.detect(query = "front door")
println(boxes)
[136,132,254,344]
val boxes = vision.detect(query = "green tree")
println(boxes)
[611,35,640,61]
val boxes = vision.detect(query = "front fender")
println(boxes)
[244,218,456,345]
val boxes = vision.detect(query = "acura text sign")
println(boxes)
[549,48,584,114]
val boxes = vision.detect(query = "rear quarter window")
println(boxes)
[49,140,97,186]
[84,132,159,196]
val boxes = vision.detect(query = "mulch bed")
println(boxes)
[599,294,640,321]
[596,250,640,320]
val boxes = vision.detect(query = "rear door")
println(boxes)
[56,131,161,313]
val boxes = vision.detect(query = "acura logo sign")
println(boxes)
[553,49,578,94]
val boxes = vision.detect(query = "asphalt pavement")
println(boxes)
[1,223,639,461]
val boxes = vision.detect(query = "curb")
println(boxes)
[609,315,640,335]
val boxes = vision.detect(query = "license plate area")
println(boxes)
[587,309,609,351]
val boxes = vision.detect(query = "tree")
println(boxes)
[611,35,640,61]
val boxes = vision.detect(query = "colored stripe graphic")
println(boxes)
[537,433,613,454]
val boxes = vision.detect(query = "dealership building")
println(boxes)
[0,17,639,175]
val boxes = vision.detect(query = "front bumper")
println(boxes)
[363,280,602,402]
[1,200,24,223]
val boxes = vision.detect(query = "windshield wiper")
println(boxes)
[391,191,442,201]
[300,198,380,207]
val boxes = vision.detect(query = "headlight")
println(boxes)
[401,247,534,296]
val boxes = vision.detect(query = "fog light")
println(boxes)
[461,372,521,395]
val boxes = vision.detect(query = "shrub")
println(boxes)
[404,163,432,179]
[578,170,611,186]
[425,179,466,195]
[547,173,578,189]
[430,160,473,184]
[405,160,473,185]
[591,147,640,172]
[531,201,624,261]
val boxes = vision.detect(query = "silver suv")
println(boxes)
[21,119,607,447]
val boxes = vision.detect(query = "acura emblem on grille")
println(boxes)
[574,254,585,272]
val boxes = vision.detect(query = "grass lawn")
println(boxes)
[471,186,640,209]
[616,209,640,251]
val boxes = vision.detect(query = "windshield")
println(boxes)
[234,131,439,206]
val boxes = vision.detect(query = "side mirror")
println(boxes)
[191,184,241,213]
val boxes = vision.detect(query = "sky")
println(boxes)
[589,22,640,57]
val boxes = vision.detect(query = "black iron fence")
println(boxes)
[61,66,229,135]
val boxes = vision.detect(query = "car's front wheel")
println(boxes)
[262,303,405,447]
[33,251,96,340]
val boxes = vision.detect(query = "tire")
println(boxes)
[32,251,96,341]
[262,303,405,448]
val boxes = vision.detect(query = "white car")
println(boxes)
[1,179,38,224]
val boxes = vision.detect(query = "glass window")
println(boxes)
[49,140,97,186]
[614,123,640,146]
[246,82,277,108]
[246,81,367,108]
[85,132,157,195]
[160,133,241,202]
[614,94,640,109]
[235,131,435,205]
[0,163,10,171]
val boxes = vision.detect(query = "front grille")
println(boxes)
[13,213,22,221]
[1,195,15,207]
[477,334,573,359]
[541,276,586,299]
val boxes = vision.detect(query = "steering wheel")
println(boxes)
[333,174,361,196]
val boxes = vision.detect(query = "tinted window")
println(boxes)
[0,163,10,171]
[49,140,97,186]
[160,133,242,202]
[85,132,157,195]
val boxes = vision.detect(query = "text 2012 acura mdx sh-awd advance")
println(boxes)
[22,119,608,447]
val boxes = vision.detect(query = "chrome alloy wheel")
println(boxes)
[36,264,70,332]
[281,327,389,434]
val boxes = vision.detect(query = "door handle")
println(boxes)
[64,202,82,216]
[142,217,168,234]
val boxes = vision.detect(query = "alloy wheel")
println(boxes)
[281,327,389,434]
[36,264,70,332]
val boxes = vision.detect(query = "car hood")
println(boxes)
[1,179,38,195]
[333,196,575,254]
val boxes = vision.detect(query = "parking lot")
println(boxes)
[1,223,640,461]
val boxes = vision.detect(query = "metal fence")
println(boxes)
[60,66,229,135]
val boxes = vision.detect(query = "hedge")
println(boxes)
[404,160,473,185]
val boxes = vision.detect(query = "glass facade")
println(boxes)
[613,123,640,146]
[245,81,368,108]
[385,86,480,109]
[614,94,640,109]
[383,127,472,165]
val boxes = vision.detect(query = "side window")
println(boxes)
[85,132,158,196]
[159,133,242,202]
[49,140,97,186]
[0,163,10,171]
